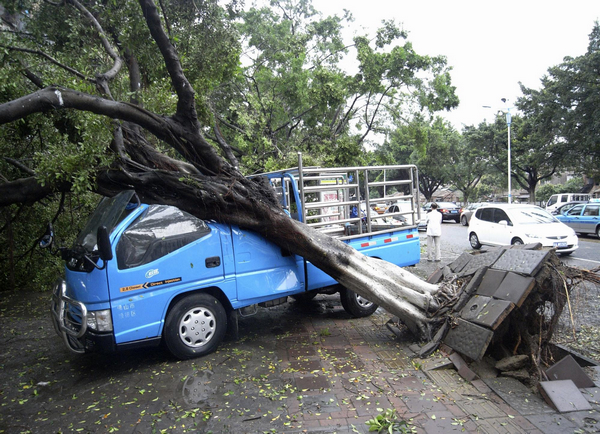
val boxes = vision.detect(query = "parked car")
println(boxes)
[460,203,483,226]
[551,201,588,215]
[555,202,600,238]
[468,204,578,255]
[423,202,461,223]
[384,201,426,229]
[385,201,417,223]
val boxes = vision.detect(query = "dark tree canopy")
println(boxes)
[518,22,600,180]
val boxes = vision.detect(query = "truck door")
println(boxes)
[107,205,224,344]
[231,226,304,305]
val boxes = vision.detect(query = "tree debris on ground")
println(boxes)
[386,243,600,387]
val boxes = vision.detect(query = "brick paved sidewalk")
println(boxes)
[203,289,599,433]
[190,247,600,433]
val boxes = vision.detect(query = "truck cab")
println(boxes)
[49,157,422,359]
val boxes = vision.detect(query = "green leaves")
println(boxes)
[365,408,416,433]
[518,22,600,180]
[218,1,457,173]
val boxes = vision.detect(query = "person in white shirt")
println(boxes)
[426,203,443,262]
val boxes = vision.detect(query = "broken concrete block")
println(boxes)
[453,266,488,312]
[443,318,493,361]
[476,269,507,297]
[460,249,505,276]
[470,299,514,330]
[427,267,444,284]
[460,295,491,322]
[448,352,478,381]
[492,272,535,307]
[421,357,453,371]
[448,252,473,273]
[545,355,596,389]
[461,296,514,330]
[538,380,592,412]
[492,248,549,276]
[500,369,530,382]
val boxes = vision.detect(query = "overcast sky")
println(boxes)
[316,0,600,130]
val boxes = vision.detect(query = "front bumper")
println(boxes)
[50,279,116,354]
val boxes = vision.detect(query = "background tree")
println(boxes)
[477,112,570,204]
[519,22,600,180]
[214,0,459,171]
[510,115,570,203]
[445,125,485,204]
[378,115,453,201]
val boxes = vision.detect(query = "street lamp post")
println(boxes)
[483,99,513,204]
[504,103,512,204]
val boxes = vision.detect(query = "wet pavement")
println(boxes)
[1,239,600,433]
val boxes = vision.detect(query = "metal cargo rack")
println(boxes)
[251,153,422,241]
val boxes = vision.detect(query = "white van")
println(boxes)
[545,193,590,213]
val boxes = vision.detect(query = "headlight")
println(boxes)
[86,309,113,332]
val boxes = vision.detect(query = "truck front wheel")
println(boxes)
[164,293,227,360]
[340,287,378,317]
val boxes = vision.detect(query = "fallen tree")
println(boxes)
[0,0,453,338]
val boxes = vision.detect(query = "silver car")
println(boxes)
[460,203,483,226]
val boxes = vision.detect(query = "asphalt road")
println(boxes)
[437,221,600,269]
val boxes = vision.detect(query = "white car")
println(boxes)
[468,204,578,255]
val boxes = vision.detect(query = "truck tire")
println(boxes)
[340,287,378,317]
[164,293,227,360]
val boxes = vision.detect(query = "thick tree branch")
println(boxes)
[4,157,36,176]
[213,121,240,168]
[0,87,222,173]
[138,0,196,123]
[66,0,123,82]
[0,176,71,206]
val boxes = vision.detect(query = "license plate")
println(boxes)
[553,241,567,248]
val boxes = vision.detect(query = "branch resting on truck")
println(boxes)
[46,154,422,360]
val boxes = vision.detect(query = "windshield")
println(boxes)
[74,190,139,252]
[511,207,559,224]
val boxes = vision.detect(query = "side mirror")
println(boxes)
[498,220,508,226]
[97,226,113,261]
[39,223,54,249]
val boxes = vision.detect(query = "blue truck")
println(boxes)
[47,157,422,359]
